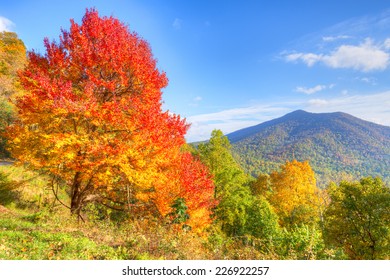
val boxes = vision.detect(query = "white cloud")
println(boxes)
[295,84,329,95]
[285,38,390,72]
[285,52,322,67]
[322,35,352,42]
[0,16,14,32]
[323,39,389,71]
[172,18,182,30]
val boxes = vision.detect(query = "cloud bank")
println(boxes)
[285,38,390,72]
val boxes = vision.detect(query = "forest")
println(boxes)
[0,9,389,260]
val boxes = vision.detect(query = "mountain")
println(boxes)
[227,110,390,187]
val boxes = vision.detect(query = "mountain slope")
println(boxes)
[228,110,390,187]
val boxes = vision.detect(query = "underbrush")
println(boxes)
[0,164,345,260]
[1,210,341,260]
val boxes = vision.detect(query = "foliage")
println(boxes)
[266,160,320,227]
[251,173,270,197]
[0,162,212,260]
[0,31,27,98]
[323,177,390,259]
[165,151,216,232]
[0,98,15,157]
[5,9,215,229]
[215,187,280,240]
[215,183,253,236]
[166,197,190,229]
[197,129,248,199]
[196,130,281,242]
[0,31,26,158]
[245,196,280,240]
[197,130,256,234]
[277,225,339,260]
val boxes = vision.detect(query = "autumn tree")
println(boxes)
[6,9,215,228]
[155,151,215,233]
[197,129,248,199]
[267,160,320,227]
[0,31,26,158]
[196,130,279,238]
[0,31,26,98]
[323,177,390,259]
[197,130,248,234]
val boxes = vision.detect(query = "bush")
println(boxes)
[277,225,328,260]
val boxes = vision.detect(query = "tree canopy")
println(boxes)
[0,31,27,158]
[323,177,390,259]
[0,31,27,98]
[267,160,320,227]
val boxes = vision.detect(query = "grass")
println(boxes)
[0,213,125,259]
[0,164,56,210]
[0,164,127,260]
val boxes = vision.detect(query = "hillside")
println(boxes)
[228,110,390,187]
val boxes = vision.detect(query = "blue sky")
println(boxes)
[1,1,390,142]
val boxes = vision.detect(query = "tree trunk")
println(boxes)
[70,172,83,220]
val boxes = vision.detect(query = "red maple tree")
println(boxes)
[7,9,215,229]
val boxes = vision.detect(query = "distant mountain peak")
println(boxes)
[286,109,309,115]
[227,110,389,143]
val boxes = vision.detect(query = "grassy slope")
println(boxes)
[0,165,125,259]
[0,211,124,260]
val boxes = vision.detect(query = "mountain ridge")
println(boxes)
[227,110,390,143]
[227,110,390,187]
